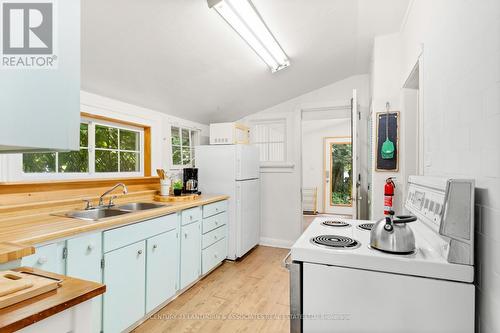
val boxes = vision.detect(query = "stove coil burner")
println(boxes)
[322,220,351,228]
[357,223,374,231]
[311,235,360,249]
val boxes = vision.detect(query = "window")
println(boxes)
[94,124,141,173]
[23,123,89,173]
[171,126,199,168]
[252,120,286,162]
[23,120,143,176]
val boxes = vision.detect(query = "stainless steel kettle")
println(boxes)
[370,212,417,254]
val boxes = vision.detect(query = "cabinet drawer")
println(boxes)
[181,206,202,226]
[203,200,228,218]
[203,211,227,234]
[104,213,178,253]
[202,238,227,275]
[202,225,227,250]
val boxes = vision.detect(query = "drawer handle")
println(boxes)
[153,244,158,250]
[214,253,218,258]
[214,235,218,240]
[37,257,48,265]
[137,250,143,255]
[189,215,193,220]
[215,220,219,225]
[87,243,95,251]
[215,208,219,212]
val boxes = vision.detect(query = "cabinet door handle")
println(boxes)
[214,253,218,258]
[37,256,48,265]
[189,215,193,220]
[137,250,143,255]
[184,233,188,239]
[153,244,158,250]
[87,243,95,251]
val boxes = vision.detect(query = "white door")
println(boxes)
[351,89,360,219]
[236,144,260,180]
[236,179,260,257]
[324,137,353,215]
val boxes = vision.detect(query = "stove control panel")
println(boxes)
[406,186,445,228]
[405,176,475,266]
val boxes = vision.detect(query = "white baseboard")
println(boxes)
[259,237,295,249]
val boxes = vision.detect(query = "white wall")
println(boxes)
[401,2,500,332]
[369,32,405,219]
[370,1,500,332]
[241,74,370,248]
[0,91,209,181]
[302,118,351,213]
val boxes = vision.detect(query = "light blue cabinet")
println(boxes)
[66,233,102,333]
[66,233,102,282]
[0,0,80,152]
[21,242,66,274]
[180,221,201,289]
[14,203,226,332]
[103,241,146,333]
[202,208,228,275]
[146,230,178,313]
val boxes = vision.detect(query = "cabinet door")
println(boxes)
[103,241,146,333]
[0,0,80,152]
[21,243,63,274]
[66,233,102,333]
[180,221,201,289]
[146,230,178,313]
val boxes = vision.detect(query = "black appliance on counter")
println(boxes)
[183,168,199,194]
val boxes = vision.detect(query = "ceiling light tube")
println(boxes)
[208,0,290,73]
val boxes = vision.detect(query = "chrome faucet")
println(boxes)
[98,183,128,207]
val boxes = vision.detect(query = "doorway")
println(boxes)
[323,137,353,215]
[300,100,356,220]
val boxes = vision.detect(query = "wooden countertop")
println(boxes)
[0,194,229,264]
[0,267,105,333]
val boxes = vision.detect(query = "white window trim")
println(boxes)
[169,125,200,170]
[19,117,144,180]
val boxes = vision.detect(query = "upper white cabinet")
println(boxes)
[0,0,80,152]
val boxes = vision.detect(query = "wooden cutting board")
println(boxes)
[154,193,200,202]
[0,270,60,309]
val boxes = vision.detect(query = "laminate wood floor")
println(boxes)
[133,246,290,333]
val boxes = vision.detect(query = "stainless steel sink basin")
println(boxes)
[65,208,131,221]
[63,202,166,221]
[115,202,166,211]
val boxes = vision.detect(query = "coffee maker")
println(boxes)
[183,168,199,194]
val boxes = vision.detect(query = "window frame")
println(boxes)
[170,125,200,169]
[21,117,145,180]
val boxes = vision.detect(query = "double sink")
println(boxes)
[65,202,167,221]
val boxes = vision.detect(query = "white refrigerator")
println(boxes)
[195,144,260,260]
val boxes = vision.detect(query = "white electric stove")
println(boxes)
[285,176,475,333]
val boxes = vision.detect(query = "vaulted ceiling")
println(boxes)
[82,0,409,123]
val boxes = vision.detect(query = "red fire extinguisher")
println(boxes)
[384,177,396,216]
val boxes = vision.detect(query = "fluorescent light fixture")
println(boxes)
[208,0,290,73]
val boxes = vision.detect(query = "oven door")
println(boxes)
[283,252,302,333]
